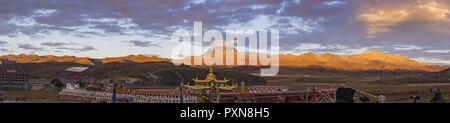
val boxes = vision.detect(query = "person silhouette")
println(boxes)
[430,88,445,103]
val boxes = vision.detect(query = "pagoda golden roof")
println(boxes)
[192,68,229,83]
[183,68,237,90]
[182,85,237,91]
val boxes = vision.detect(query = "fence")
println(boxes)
[59,88,198,103]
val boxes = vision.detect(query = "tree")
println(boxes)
[51,78,64,89]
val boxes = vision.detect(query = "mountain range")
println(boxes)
[0,62,266,86]
[0,50,447,72]
[276,51,446,72]
[175,47,447,72]
[0,54,169,65]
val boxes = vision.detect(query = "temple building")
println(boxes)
[183,68,237,91]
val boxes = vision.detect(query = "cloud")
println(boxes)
[357,0,450,38]
[0,40,11,52]
[33,9,57,17]
[78,46,97,52]
[0,0,447,65]
[392,45,422,51]
[248,4,269,10]
[0,48,10,52]
[18,44,44,51]
[221,15,322,34]
[41,42,67,47]
[294,43,328,50]
[191,0,205,5]
[328,45,384,56]
[296,43,347,50]
[123,40,161,48]
[427,49,450,53]
[277,1,288,14]
[0,40,8,45]
[56,46,97,52]
[1,0,322,39]
[324,1,348,6]
[82,17,138,30]
[286,43,350,55]
[41,42,95,52]
[413,57,450,65]
[144,54,160,57]
[8,16,40,27]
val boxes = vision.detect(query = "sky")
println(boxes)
[0,0,449,65]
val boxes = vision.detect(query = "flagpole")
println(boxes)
[216,86,220,103]
[180,81,184,103]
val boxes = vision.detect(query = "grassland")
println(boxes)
[264,74,450,103]
[0,90,59,102]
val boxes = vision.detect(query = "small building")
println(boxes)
[30,82,44,91]
[66,83,80,90]
[28,79,55,91]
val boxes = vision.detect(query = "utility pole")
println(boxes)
[437,73,441,88]
[380,65,385,94]
[216,86,220,103]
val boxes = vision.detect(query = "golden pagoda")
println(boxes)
[183,68,237,90]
